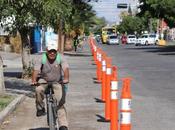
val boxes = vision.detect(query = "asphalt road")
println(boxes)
[98,43,175,130]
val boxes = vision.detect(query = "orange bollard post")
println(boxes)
[95,49,102,83]
[105,57,112,121]
[97,49,102,82]
[95,49,100,81]
[93,45,97,65]
[120,78,132,130]
[101,52,107,101]
[110,66,119,130]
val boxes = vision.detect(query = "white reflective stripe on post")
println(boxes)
[102,60,106,66]
[111,91,118,99]
[120,112,131,124]
[102,66,106,72]
[94,46,97,52]
[121,99,131,111]
[99,54,102,62]
[111,81,118,90]
[97,52,99,61]
[106,68,112,75]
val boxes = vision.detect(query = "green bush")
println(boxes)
[0,95,14,111]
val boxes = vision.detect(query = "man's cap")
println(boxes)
[47,40,58,51]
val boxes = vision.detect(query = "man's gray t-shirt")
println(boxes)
[33,53,69,82]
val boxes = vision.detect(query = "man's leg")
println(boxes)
[53,83,68,129]
[35,85,46,116]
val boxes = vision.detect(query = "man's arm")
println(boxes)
[32,70,39,84]
[63,67,69,83]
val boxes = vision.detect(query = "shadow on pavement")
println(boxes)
[93,77,97,80]
[29,128,49,130]
[144,46,175,55]
[5,78,35,98]
[96,114,110,123]
[94,97,105,103]
[93,80,101,84]
[159,53,175,55]
[126,46,162,50]
[146,46,175,52]
[126,45,175,55]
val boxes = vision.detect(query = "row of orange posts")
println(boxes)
[89,37,132,130]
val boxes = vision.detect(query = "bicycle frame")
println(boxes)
[45,82,58,130]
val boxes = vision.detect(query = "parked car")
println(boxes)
[135,34,159,46]
[127,35,136,44]
[107,35,119,45]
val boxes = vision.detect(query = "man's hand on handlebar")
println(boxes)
[31,81,39,86]
[62,79,69,84]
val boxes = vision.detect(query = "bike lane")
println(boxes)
[0,40,109,130]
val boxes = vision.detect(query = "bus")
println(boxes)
[101,26,116,44]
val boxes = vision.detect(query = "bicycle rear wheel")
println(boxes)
[48,102,57,130]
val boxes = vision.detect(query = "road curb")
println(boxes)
[0,94,25,124]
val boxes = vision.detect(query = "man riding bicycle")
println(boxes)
[32,40,69,130]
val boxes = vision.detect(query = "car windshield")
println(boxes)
[149,34,156,38]
[128,35,136,38]
[143,35,148,38]
[110,36,117,39]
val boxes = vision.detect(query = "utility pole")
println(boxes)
[149,18,153,33]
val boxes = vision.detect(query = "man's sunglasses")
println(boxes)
[48,49,57,54]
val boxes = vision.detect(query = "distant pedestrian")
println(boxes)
[73,35,79,52]
[121,34,127,44]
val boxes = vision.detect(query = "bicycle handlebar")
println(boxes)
[31,81,68,87]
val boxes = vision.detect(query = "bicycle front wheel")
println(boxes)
[48,102,57,130]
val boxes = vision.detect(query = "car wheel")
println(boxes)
[145,41,148,45]
[155,40,158,45]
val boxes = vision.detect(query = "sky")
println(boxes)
[90,0,138,24]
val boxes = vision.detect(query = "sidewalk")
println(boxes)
[158,40,175,46]
[166,41,175,46]
[0,41,109,130]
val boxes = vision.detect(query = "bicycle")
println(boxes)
[33,81,65,130]
[45,81,59,130]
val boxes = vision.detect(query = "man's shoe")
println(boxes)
[36,108,46,117]
[59,126,68,130]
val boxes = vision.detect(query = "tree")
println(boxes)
[128,4,132,16]
[90,17,107,35]
[0,1,43,78]
[117,16,146,35]
[43,0,97,52]
[137,0,175,28]
[42,0,72,53]
[0,0,98,95]
[61,0,97,50]
[71,0,96,34]
[0,0,73,78]
[0,0,97,77]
